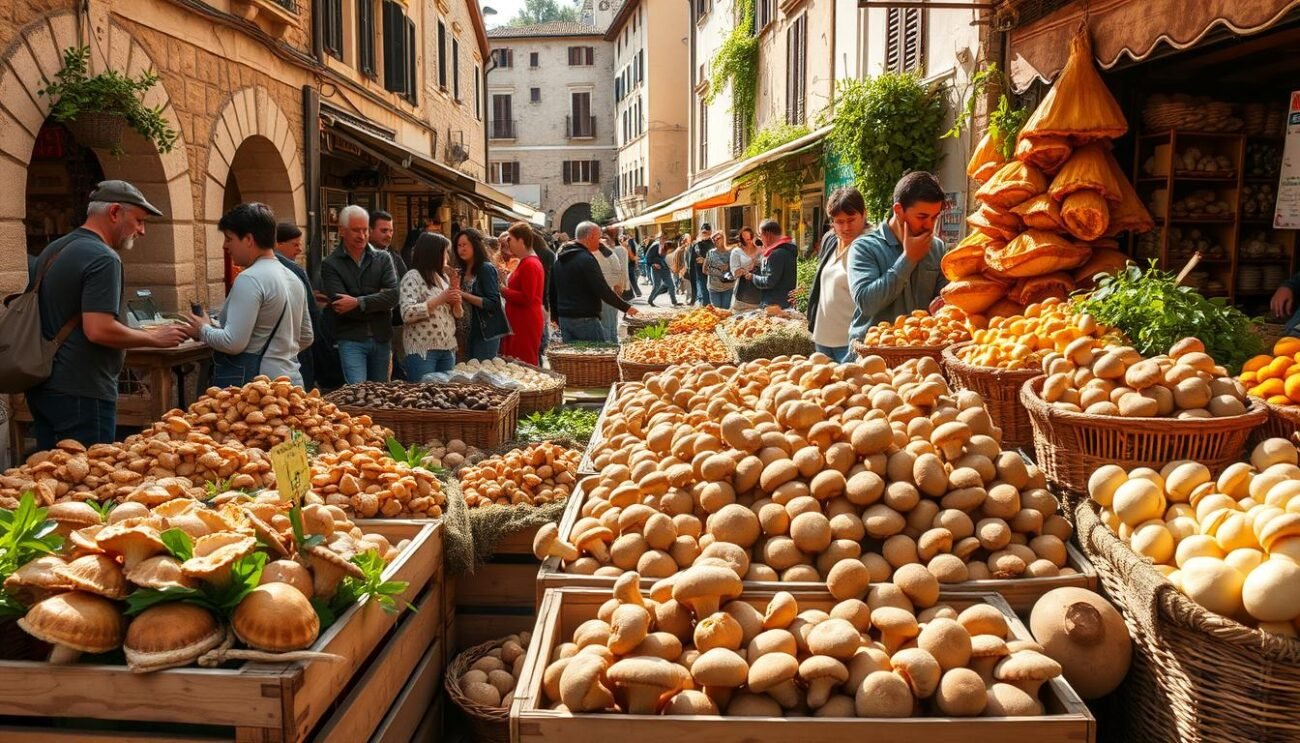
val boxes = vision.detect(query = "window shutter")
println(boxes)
[453,39,460,100]
[885,9,901,73]
[358,0,375,76]
[592,160,600,183]
[904,10,924,72]
[438,22,447,88]
[511,162,520,184]
[324,0,344,59]
[563,161,572,184]
[405,17,417,101]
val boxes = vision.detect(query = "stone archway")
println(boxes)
[0,12,193,306]
[560,202,592,237]
[201,87,303,302]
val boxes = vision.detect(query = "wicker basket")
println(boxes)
[854,342,949,368]
[497,356,565,414]
[617,357,672,382]
[1022,377,1267,496]
[1250,399,1300,448]
[329,384,520,449]
[545,346,620,388]
[445,639,510,743]
[1074,498,1300,743]
[940,343,1039,451]
[65,111,127,151]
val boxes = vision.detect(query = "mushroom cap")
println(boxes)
[970,633,1010,659]
[671,565,742,611]
[3,555,72,604]
[95,522,166,563]
[663,689,718,715]
[694,611,744,652]
[181,533,257,581]
[871,606,920,638]
[124,602,224,672]
[995,650,1062,685]
[806,617,863,660]
[242,508,290,558]
[854,670,914,717]
[125,555,197,590]
[47,501,102,530]
[747,652,798,693]
[232,582,321,651]
[726,691,783,717]
[935,668,988,716]
[68,525,106,554]
[917,618,973,671]
[559,651,615,712]
[830,599,873,632]
[607,655,689,695]
[958,603,1009,638]
[985,682,1044,716]
[260,559,315,598]
[608,604,652,654]
[890,647,942,698]
[107,501,151,524]
[55,554,129,599]
[762,592,799,629]
[799,654,849,685]
[18,591,124,653]
[691,647,749,687]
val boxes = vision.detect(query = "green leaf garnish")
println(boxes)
[160,528,194,561]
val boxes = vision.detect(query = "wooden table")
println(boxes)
[8,340,211,459]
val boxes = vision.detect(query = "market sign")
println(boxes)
[1275,90,1300,229]
[823,147,854,194]
[270,434,311,504]
[939,191,966,248]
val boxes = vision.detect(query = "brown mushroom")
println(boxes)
[303,544,366,599]
[608,604,652,654]
[806,617,862,660]
[854,670,914,718]
[871,606,920,653]
[691,646,749,707]
[55,554,128,599]
[259,559,314,598]
[533,523,579,562]
[181,532,257,588]
[232,582,321,651]
[799,655,849,708]
[3,555,72,605]
[124,602,224,672]
[46,502,102,537]
[126,555,197,590]
[958,604,1008,638]
[663,689,718,715]
[575,526,615,562]
[747,652,801,708]
[18,591,124,663]
[762,592,798,630]
[969,634,1010,685]
[994,650,1062,698]
[890,647,941,698]
[672,565,742,618]
[242,508,290,559]
[917,618,973,671]
[694,611,744,652]
[935,668,987,716]
[726,691,783,716]
[984,682,1044,716]
[607,656,689,714]
[559,651,615,712]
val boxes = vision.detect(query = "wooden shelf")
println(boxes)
[1141,130,1247,139]
[1241,218,1277,225]
[1158,218,1236,225]
[1245,176,1280,183]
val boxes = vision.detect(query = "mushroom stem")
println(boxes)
[623,685,669,715]
[806,678,837,709]
[689,596,722,619]
[970,656,1000,686]
[1063,602,1106,646]
[765,679,802,709]
[47,645,82,664]
[702,685,735,709]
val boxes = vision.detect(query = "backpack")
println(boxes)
[0,244,80,393]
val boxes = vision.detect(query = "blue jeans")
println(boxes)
[600,303,620,343]
[404,349,456,381]
[338,339,392,383]
[648,266,678,305]
[468,336,501,361]
[26,389,117,452]
[816,343,853,363]
[709,289,733,309]
[558,316,609,343]
[694,275,711,306]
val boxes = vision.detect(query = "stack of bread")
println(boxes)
[942,29,1153,321]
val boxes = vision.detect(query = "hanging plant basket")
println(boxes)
[63,111,127,151]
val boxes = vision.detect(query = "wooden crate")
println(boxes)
[536,480,1098,614]
[511,587,1095,743]
[0,521,445,743]
[577,384,622,476]
[453,522,543,653]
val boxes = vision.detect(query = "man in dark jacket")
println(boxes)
[751,218,798,310]
[321,205,399,383]
[688,223,713,306]
[548,221,638,342]
[274,222,322,390]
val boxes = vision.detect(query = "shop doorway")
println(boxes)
[560,202,592,236]
[24,122,105,271]
[221,135,296,291]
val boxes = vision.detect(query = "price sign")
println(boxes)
[270,436,311,504]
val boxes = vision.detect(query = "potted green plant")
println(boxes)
[41,46,178,154]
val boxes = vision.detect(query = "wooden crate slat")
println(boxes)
[0,729,224,743]
[453,611,536,651]
[314,582,442,743]
[492,524,543,555]
[454,562,537,609]
[368,639,446,743]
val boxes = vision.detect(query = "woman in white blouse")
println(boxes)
[400,232,462,379]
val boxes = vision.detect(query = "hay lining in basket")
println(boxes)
[439,476,475,575]
[721,325,815,362]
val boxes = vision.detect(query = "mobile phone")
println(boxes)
[190,302,203,315]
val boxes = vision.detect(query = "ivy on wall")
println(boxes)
[705,0,758,146]
[739,122,810,214]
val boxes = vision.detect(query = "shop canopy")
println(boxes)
[323,113,542,226]
[1005,0,1300,92]
[617,125,832,229]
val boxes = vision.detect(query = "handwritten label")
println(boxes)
[270,436,311,504]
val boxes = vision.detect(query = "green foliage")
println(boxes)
[944,63,1029,161]
[386,436,431,468]
[87,499,116,520]
[160,528,194,561]
[331,551,411,616]
[740,123,811,214]
[706,0,758,145]
[825,73,946,221]
[518,408,600,443]
[590,191,614,225]
[791,257,821,314]
[634,322,670,340]
[125,552,268,617]
[1073,262,1263,373]
[506,0,579,26]
[287,505,326,552]
[0,493,64,617]
[42,46,178,155]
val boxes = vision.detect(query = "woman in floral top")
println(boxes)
[400,232,461,380]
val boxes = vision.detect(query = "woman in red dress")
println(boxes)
[498,221,545,365]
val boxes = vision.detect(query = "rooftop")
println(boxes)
[487,21,604,39]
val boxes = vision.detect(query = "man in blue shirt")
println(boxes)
[846,172,949,343]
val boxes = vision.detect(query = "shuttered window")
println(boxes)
[490,162,520,184]
[452,39,461,100]
[562,161,600,184]
[530,52,539,68]
[474,66,482,119]
[885,8,925,73]
[755,0,773,30]
[785,14,807,125]
[322,0,343,60]
[438,21,448,89]
[494,49,513,68]
[567,46,595,66]
[405,17,416,103]
[531,87,541,103]
[358,0,375,76]
[381,1,415,102]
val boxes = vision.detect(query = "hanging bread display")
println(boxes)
[946,27,1151,319]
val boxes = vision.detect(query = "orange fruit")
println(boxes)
[1241,371,1259,385]
[1285,375,1300,402]
[1265,357,1296,380]
[1269,394,1294,406]
[1275,337,1300,357]
[1252,378,1287,398]
[1243,355,1274,373]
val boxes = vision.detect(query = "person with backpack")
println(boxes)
[21,180,188,450]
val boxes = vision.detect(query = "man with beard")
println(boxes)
[25,180,189,449]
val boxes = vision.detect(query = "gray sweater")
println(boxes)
[200,257,312,386]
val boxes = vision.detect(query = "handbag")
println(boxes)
[209,303,287,388]
[0,241,81,393]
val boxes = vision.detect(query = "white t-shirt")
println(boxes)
[813,248,854,348]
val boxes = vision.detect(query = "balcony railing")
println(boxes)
[489,119,517,140]
[566,115,596,139]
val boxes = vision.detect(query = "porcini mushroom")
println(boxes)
[694,611,743,652]
[762,591,798,629]
[968,634,1010,685]
[747,652,801,708]
[124,602,224,672]
[890,647,941,698]
[18,591,124,663]
[533,523,579,562]
[871,606,919,653]
[181,532,257,588]
[994,650,1062,698]
[608,604,651,654]
[232,582,321,651]
[259,559,315,598]
[691,646,748,707]
[607,656,689,714]
[917,617,972,671]
[799,655,849,708]
[985,682,1044,716]
[303,544,366,599]
[559,652,615,712]
[672,565,742,618]
[854,670,914,718]
[806,617,862,660]
[663,689,718,715]
[3,555,72,605]
[55,554,128,599]
[935,668,987,716]
[126,555,196,590]
[46,502,101,538]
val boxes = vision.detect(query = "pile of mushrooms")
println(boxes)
[536,569,1064,717]
[309,445,446,519]
[460,442,582,508]
[6,492,407,671]
[539,356,1076,592]
[455,632,533,709]
[1088,437,1300,634]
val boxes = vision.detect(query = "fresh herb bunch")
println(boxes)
[518,408,600,443]
[314,551,411,627]
[125,530,268,618]
[42,46,178,154]
[386,436,431,468]
[0,493,64,617]
[634,322,670,341]
[1074,262,1263,373]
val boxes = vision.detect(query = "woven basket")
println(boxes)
[445,639,510,743]
[545,346,620,388]
[1022,377,1267,496]
[941,343,1039,451]
[854,342,949,368]
[65,111,127,151]
[498,356,565,414]
[329,384,520,449]
[1250,399,1300,448]
[617,355,672,382]
[1075,498,1300,742]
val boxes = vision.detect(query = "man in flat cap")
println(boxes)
[24,180,188,450]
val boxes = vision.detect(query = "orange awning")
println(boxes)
[692,189,739,209]
[1008,0,1300,92]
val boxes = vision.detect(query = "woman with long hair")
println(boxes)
[729,226,763,312]
[498,222,545,364]
[399,232,462,378]
[454,228,510,360]
[808,187,870,362]
[705,231,736,309]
